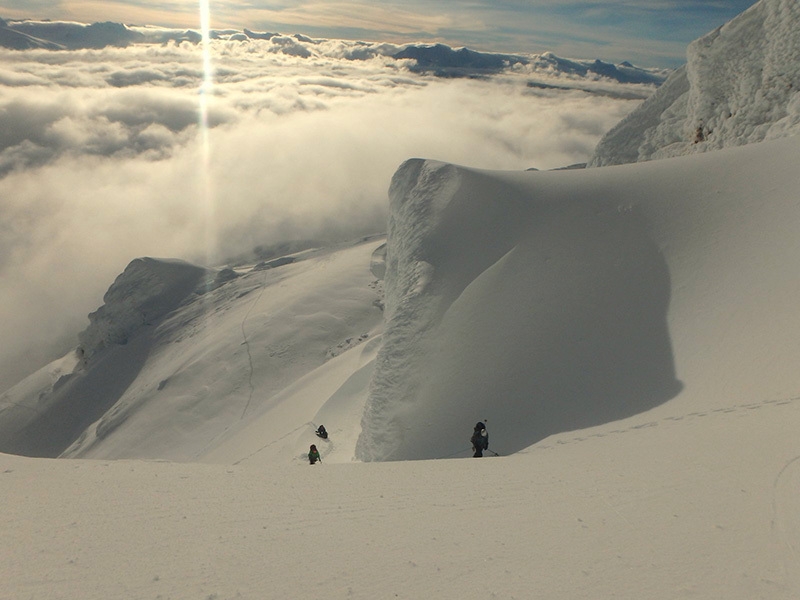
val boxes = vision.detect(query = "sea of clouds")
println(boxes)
[0,34,653,390]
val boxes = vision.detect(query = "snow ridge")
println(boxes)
[358,159,688,461]
[356,160,461,461]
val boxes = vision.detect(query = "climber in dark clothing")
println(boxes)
[309,444,321,464]
[470,422,489,458]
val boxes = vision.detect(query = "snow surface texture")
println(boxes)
[358,135,800,461]
[4,402,800,600]
[589,0,800,165]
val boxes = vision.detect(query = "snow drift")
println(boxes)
[589,0,800,165]
[357,134,800,461]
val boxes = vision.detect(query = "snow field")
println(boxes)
[3,385,800,600]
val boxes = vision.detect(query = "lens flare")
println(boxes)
[198,0,217,265]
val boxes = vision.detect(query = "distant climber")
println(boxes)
[470,421,489,458]
[309,444,321,465]
[315,425,328,439]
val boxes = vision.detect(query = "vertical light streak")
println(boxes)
[198,0,217,265]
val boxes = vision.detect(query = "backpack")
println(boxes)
[471,426,488,450]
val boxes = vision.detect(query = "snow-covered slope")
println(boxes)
[589,0,800,165]
[4,391,800,600]
[0,18,63,49]
[0,239,386,461]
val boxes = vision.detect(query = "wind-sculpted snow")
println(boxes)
[2,127,800,600]
[357,159,682,461]
[590,0,800,165]
[0,23,643,395]
[359,133,800,462]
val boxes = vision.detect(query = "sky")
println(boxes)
[0,0,760,67]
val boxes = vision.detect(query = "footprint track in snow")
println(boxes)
[534,394,800,450]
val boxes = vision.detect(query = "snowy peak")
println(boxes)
[0,19,64,49]
[589,0,800,165]
[78,258,207,360]
[390,45,667,84]
[0,238,386,461]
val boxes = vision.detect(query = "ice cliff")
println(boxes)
[589,0,800,166]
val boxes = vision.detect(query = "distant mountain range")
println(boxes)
[395,44,666,84]
[0,17,669,85]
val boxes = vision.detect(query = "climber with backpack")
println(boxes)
[470,421,489,458]
[308,444,321,465]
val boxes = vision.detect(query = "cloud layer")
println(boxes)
[0,37,646,389]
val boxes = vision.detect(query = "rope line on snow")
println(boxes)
[435,447,502,459]
[436,448,472,459]
[232,421,313,465]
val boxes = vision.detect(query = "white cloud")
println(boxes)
[0,38,644,390]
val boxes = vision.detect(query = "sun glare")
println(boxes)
[199,0,217,265]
